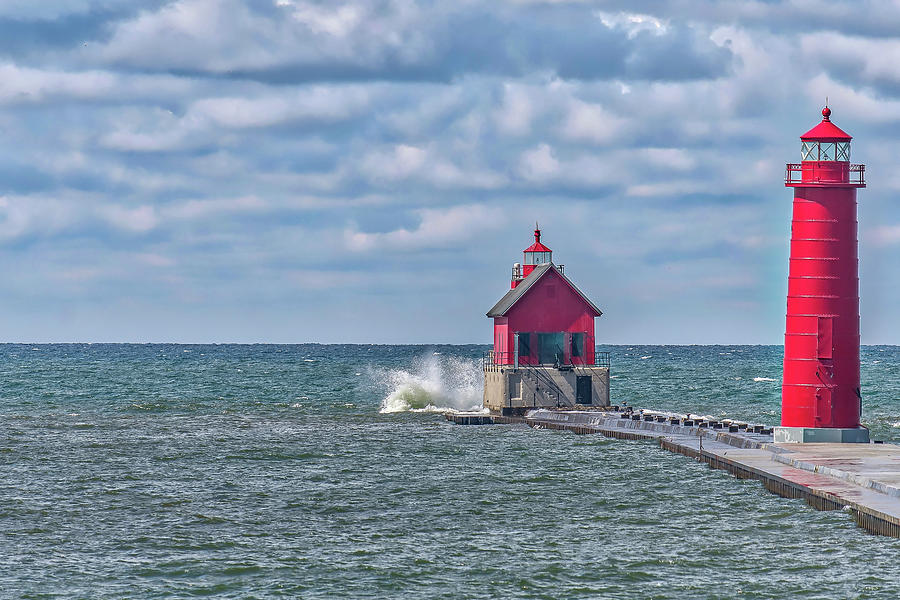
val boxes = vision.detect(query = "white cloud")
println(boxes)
[801,32,900,88]
[282,2,363,37]
[0,0,124,20]
[871,225,900,247]
[92,0,429,75]
[56,266,106,282]
[625,181,706,198]
[98,0,274,72]
[0,63,116,104]
[98,86,370,152]
[100,205,159,233]
[560,99,625,144]
[286,268,368,290]
[360,144,428,181]
[639,148,696,171]
[136,253,177,267]
[595,11,668,38]
[190,87,370,129]
[164,195,268,220]
[494,83,534,135]
[344,204,503,252]
[359,143,505,189]
[3,0,900,343]
[804,73,900,124]
[518,144,560,182]
[99,108,194,152]
[0,195,82,242]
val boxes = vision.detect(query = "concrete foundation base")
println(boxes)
[483,365,609,413]
[774,426,870,444]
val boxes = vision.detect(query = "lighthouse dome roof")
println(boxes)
[800,106,852,141]
[524,241,552,253]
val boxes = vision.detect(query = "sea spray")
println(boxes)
[375,353,485,413]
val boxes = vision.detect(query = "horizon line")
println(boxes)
[2,341,898,347]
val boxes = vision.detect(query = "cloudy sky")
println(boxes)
[1,0,898,344]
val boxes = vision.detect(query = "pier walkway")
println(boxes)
[446,408,900,537]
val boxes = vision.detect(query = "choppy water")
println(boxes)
[2,344,900,598]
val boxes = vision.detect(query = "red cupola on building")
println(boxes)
[514,225,553,285]
[776,107,869,443]
[488,226,602,367]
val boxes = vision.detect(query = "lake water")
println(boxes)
[2,344,899,598]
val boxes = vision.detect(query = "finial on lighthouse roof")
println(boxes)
[800,103,851,141]
[524,223,551,254]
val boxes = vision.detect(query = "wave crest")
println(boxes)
[375,354,485,414]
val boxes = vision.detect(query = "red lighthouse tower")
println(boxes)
[775,107,869,443]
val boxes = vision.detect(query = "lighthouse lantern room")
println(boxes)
[483,227,610,415]
[514,224,553,284]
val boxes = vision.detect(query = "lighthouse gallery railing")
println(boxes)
[785,163,865,186]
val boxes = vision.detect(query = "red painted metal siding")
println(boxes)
[492,268,596,365]
[493,318,508,362]
[782,183,861,429]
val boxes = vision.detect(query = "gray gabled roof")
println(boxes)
[486,263,603,318]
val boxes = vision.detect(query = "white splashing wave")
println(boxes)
[753,377,777,382]
[375,354,485,414]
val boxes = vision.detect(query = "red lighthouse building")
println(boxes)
[482,227,609,414]
[775,107,869,443]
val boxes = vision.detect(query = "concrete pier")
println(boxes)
[447,408,900,537]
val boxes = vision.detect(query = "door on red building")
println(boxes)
[576,376,592,405]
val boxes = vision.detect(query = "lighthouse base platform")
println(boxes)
[483,365,609,414]
[774,426,870,444]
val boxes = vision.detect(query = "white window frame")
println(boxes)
[801,141,818,161]
[801,140,851,162]
[836,142,851,161]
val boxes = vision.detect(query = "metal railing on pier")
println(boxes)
[483,350,610,369]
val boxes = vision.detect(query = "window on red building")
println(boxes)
[517,333,531,359]
[571,333,584,358]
